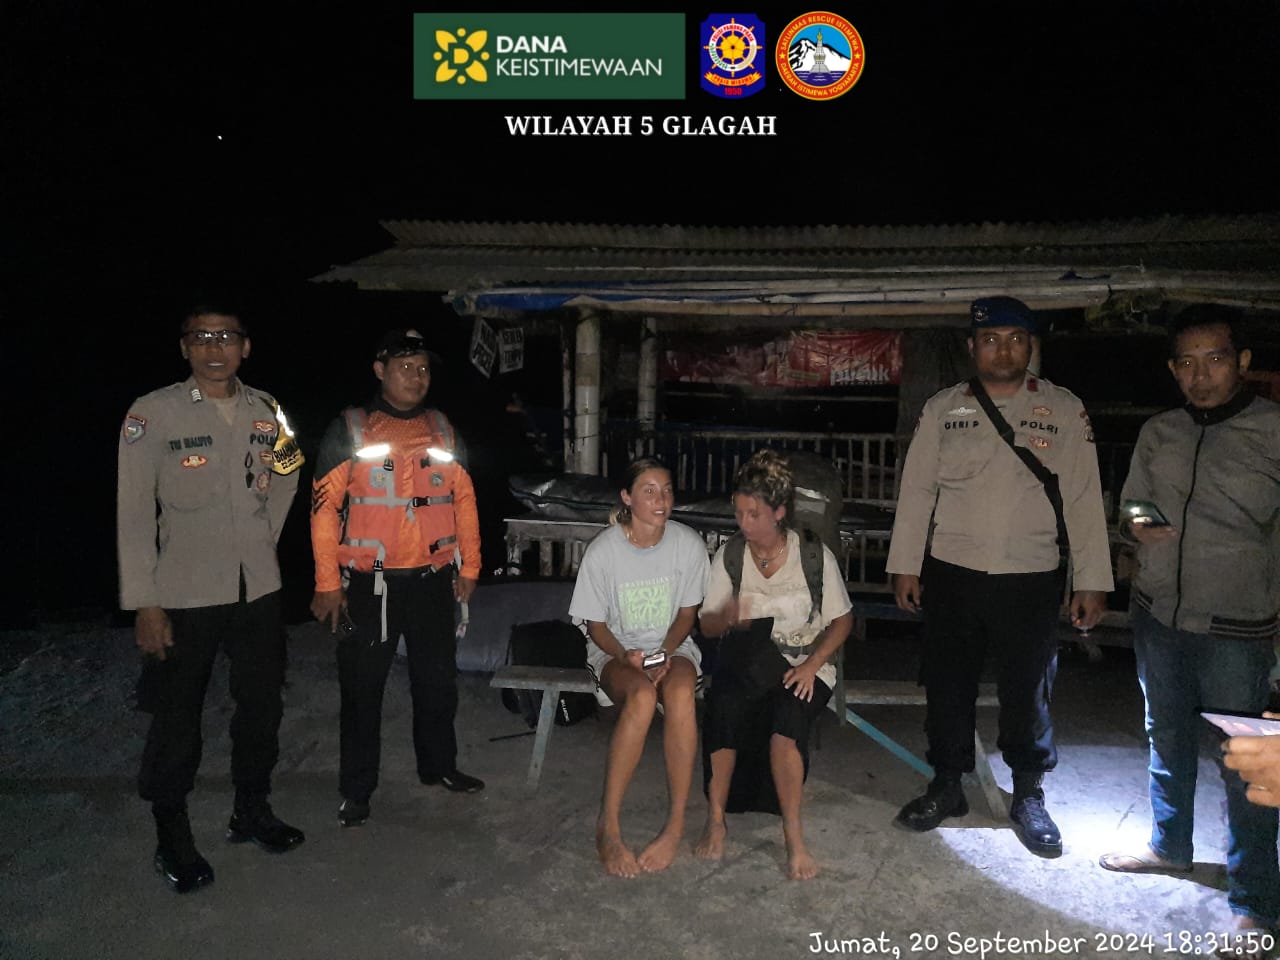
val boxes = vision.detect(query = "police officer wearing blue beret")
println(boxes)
[886,296,1113,856]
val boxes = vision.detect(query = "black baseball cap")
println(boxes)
[374,327,443,368]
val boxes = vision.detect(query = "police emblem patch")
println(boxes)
[371,470,389,488]
[1033,406,1052,416]
[1030,436,1049,449]
[947,406,977,416]
[181,454,208,468]
[253,420,277,434]
[701,14,766,99]
[123,414,146,444]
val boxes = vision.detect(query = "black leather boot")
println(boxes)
[1010,772,1062,857]
[153,803,214,893]
[226,794,306,853]
[895,774,968,832]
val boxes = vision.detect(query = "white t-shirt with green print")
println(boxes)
[570,521,709,677]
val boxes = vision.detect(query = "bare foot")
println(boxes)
[637,825,682,873]
[597,831,640,878]
[693,818,726,860]
[785,832,819,880]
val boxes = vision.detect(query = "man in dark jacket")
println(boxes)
[1099,305,1280,945]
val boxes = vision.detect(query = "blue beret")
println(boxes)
[970,296,1041,335]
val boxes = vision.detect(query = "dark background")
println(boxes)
[3,1,1278,624]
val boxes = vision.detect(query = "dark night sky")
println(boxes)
[4,1,1278,621]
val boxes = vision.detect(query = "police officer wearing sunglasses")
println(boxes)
[117,299,306,893]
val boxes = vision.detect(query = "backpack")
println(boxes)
[722,450,844,622]
[500,620,598,728]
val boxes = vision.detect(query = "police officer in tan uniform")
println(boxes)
[117,300,306,893]
[886,296,1112,857]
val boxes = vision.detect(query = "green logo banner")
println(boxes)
[413,13,685,100]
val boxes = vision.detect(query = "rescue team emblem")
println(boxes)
[123,414,146,444]
[253,420,277,434]
[700,14,766,99]
[775,11,864,101]
[181,454,208,469]
[1033,406,1052,416]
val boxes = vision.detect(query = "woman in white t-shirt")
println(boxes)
[568,457,709,878]
[695,450,852,880]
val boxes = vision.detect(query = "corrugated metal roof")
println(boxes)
[314,214,1280,316]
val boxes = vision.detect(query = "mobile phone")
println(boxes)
[1201,711,1280,737]
[642,650,667,670]
[1121,499,1171,527]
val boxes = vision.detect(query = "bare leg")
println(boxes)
[638,658,698,873]
[695,747,735,860]
[772,733,818,880]
[596,662,657,878]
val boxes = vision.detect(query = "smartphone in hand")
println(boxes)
[642,650,667,670]
[1122,499,1171,527]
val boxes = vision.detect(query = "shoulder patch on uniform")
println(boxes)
[123,414,146,444]
[268,400,305,476]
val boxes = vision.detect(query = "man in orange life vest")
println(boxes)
[310,329,483,827]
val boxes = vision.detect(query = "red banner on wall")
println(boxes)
[661,331,902,387]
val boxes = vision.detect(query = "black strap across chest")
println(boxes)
[967,377,1070,558]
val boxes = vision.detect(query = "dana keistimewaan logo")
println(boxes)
[433,27,492,85]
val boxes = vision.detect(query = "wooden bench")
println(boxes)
[489,665,597,789]
[832,599,1005,819]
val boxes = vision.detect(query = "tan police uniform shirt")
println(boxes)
[886,375,1114,592]
[117,376,303,610]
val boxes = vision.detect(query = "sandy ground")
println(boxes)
[0,617,1271,960]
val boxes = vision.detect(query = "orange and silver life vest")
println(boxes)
[339,407,462,607]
